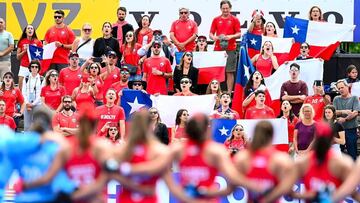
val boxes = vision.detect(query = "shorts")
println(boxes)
[18,66,30,77]
[225,50,237,73]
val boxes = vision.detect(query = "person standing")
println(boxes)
[44,10,76,72]
[112,7,134,46]
[170,7,198,52]
[0,18,14,79]
[304,80,330,121]
[72,23,94,66]
[333,79,360,160]
[244,90,275,119]
[211,92,240,119]
[209,0,241,93]
[294,104,316,157]
[59,52,82,95]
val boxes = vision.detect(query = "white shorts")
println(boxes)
[18,66,30,77]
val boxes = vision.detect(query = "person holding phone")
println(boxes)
[304,80,331,121]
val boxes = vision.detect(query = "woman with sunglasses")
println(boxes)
[263,22,278,37]
[173,52,199,94]
[72,75,96,111]
[81,61,104,106]
[16,24,42,91]
[251,41,279,77]
[135,15,153,46]
[195,35,208,52]
[120,30,142,81]
[224,124,247,155]
[22,60,43,130]
[296,42,313,60]
[0,72,25,130]
[72,23,94,66]
[40,70,66,112]
[173,77,197,96]
[149,107,169,145]
[206,79,222,109]
[104,124,123,145]
[171,109,188,143]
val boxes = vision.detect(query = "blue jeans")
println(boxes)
[344,128,358,160]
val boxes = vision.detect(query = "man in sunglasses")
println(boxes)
[44,10,75,72]
[52,95,79,140]
[110,67,130,98]
[59,52,82,95]
[244,90,275,119]
[142,41,172,95]
[170,7,198,51]
[100,51,121,96]
[0,18,14,79]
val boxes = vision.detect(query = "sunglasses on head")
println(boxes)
[180,80,190,84]
[83,28,92,32]
[54,15,62,19]
[133,82,142,86]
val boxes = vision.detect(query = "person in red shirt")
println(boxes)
[40,70,66,111]
[59,52,82,95]
[251,41,279,77]
[16,24,42,91]
[224,124,247,154]
[170,7,198,52]
[95,88,125,138]
[304,80,330,121]
[248,9,266,35]
[52,95,79,140]
[44,10,75,72]
[110,67,129,100]
[120,30,142,81]
[72,75,96,111]
[135,15,153,46]
[210,0,241,93]
[81,60,104,106]
[0,99,16,130]
[173,77,197,96]
[245,90,275,119]
[100,51,121,96]
[212,92,240,119]
[142,41,172,95]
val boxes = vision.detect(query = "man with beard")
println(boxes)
[244,90,275,119]
[44,10,75,72]
[96,88,125,138]
[111,67,130,95]
[211,92,240,119]
[52,95,79,141]
[112,7,134,45]
[142,41,172,95]
[59,52,82,95]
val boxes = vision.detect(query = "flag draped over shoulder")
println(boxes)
[27,42,57,75]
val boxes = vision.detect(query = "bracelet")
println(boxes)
[162,72,165,76]
[119,162,132,176]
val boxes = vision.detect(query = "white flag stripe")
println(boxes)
[262,36,294,53]
[307,21,355,46]
[351,81,360,97]
[43,42,57,59]
[151,94,216,127]
[264,59,324,100]
[237,118,289,145]
[192,51,227,68]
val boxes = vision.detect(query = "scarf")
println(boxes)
[113,20,128,45]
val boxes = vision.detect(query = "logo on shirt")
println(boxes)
[72,118,77,123]
[159,62,164,67]
[113,74,118,79]
[100,115,116,119]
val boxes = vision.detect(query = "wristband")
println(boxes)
[162,72,165,76]
[119,162,132,176]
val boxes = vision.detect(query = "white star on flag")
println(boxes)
[291,25,300,35]
[34,49,41,57]
[127,97,145,114]
[244,65,250,79]
[219,126,229,136]
[250,38,257,45]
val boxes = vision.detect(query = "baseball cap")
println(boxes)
[107,50,117,57]
[153,29,162,35]
[152,41,162,47]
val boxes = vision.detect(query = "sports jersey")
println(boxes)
[120,43,142,67]
[59,67,82,95]
[174,126,186,139]
[243,88,272,114]
[244,105,275,119]
[0,114,16,130]
[95,105,125,136]
[52,111,79,137]
[102,67,121,97]
[143,57,172,95]
[170,19,198,51]
[304,94,326,122]
[75,90,95,111]
[210,15,241,51]
[40,85,66,110]
[17,38,43,67]
[254,55,273,77]
[0,88,25,116]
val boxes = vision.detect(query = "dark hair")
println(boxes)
[244,71,265,97]
[19,24,38,43]
[117,7,127,14]
[135,15,151,41]
[78,114,97,150]
[301,42,310,50]
[29,105,54,134]
[323,105,337,122]
[206,79,222,95]
[277,100,296,122]
[220,0,232,8]
[28,60,41,72]
[313,123,334,165]
[250,121,273,151]
[1,72,15,90]
[87,62,101,76]
[186,113,209,144]
[44,70,58,86]
[308,6,323,21]
[177,52,194,70]
[226,124,245,143]
[62,95,72,102]
[175,109,188,126]
[220,91,231,98]
[346,64,358,74]
[106,126,120,141]
[54,10,65,16]
[263,22,277,36]
[290,63,300,71]
[102,21,112,31]
[255,90,265,97]
[123,30,136,54]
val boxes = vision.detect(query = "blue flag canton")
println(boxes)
[236,43,255,87]
[120,89,153,120]
[283,16,308,43]
[28,45,44,60]
[211,119,237,144]
[246,33,262,50]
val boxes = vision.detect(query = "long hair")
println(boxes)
[244,71,265,97]
[225,124,245,143]
[44,70,58,86]
[308,6,323,21]
[175,109,187,126]
[78,116,96,150]
[19,24,38,42]
[1,72,15,90]
[277,100,296,122]
[250,121,273,152]
[313,122,334,165]
[205,79,222,95]
[123,30,136,52]
[135,15,151,41]
[186,113,209,144]
[149,107,161,124]
[263,22,277,36]
[323,105,337,123]
[30,105,54,134]
[260,41,274,55]
[177,52,194,70]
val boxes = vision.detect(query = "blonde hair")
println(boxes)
[299,103,315,120]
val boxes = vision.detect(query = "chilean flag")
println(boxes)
[120,89,153,120]
[246,32,295,65]
[211,118,289,152]
[175,51,227,84]
[284,16,356,60]
[27,42,57,75]
[232,38,255,118]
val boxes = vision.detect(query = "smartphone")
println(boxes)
[93,57,102,63]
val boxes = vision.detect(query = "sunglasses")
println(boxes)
[150,111,158,114]
[54,16,62,19]
[126,34,133,37]
[90,66,98,69]
[185,53,192,57]
[301,46,309,49]
[4,76,13,79]
[198,39,206,42]
[70,57,78,60]
[63,100,72,103]
[211,81,218,85]
[234,128,244,132]
[180,11,188,14]
[30,65,39,68]
[180,80,190,84]
[109,128,118,132]
[108,55,117,59]
[133,82,143,86]
[153,45,161,49]
[50,74,58,77]
[83,28,92,32]
[290,69,299,72]
[121,71,129,74]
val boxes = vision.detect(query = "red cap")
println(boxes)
[315,122,333,138]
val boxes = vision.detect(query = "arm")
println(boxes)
[162,169,196,203]
[119,120,125,139]
[16,44,27,60]
[0,44,14,57]
[271,55,279,70]
[293,129,299,154]
[333,159,360,201]
[334,130,345,145]
[251,54,259,64]
[71,38,80,52]
[242,92,255,108]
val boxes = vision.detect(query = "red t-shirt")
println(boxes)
[284,116,299,143]
[44,26,76,64]
[120,43,142,67]
[94,77,104,101]
[255,55,273,77]
[243,88,272,114]
[170,19,198,51]
[136,29,153,45]
[101,67,121,96]
[210,15,241,51]
[17,38,43,67]
[0,115,16,130]
[59,67,82,95]
[244,105,275,119]
[75,91,95,111]
[95,105,125,136]
[251,26,264,35]
[40,85,66,110]
[52,111,79,137]
[0,88,25,117]
[143,57,172,95]
[304,94,326,122]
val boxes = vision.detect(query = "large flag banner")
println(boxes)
[283,17,356,60]
[246,33,295,65]
[27,42,57,75]
[175,51,227,84]
[232,41,256,117]
[264,59,324,100]
[120,89,153,120]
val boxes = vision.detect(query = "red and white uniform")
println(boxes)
[179,140,219,203]
[52,111,79,139]
[59,67,82,95]
[120,43,142,72]
[246,148,279,202]
[75,90,95,111]
[0,115,16,130]
[224,138,246,151]
[44,26,75,64]
[210,15,241,51]
[118,144,159,203]
[304,94,326,122]
[243,88,272,114]
[17,38,43,67]
[136,29,153,45]
[40,85,66,110]
[303,150,342,203]
[170,19,198,51]
[0,88,24,117]
[93,76,104,101]
[143,57,172,95]
[95,105,125,136]
[101,67,120,97]
[254,55,273,77]
[244,106,275,119]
